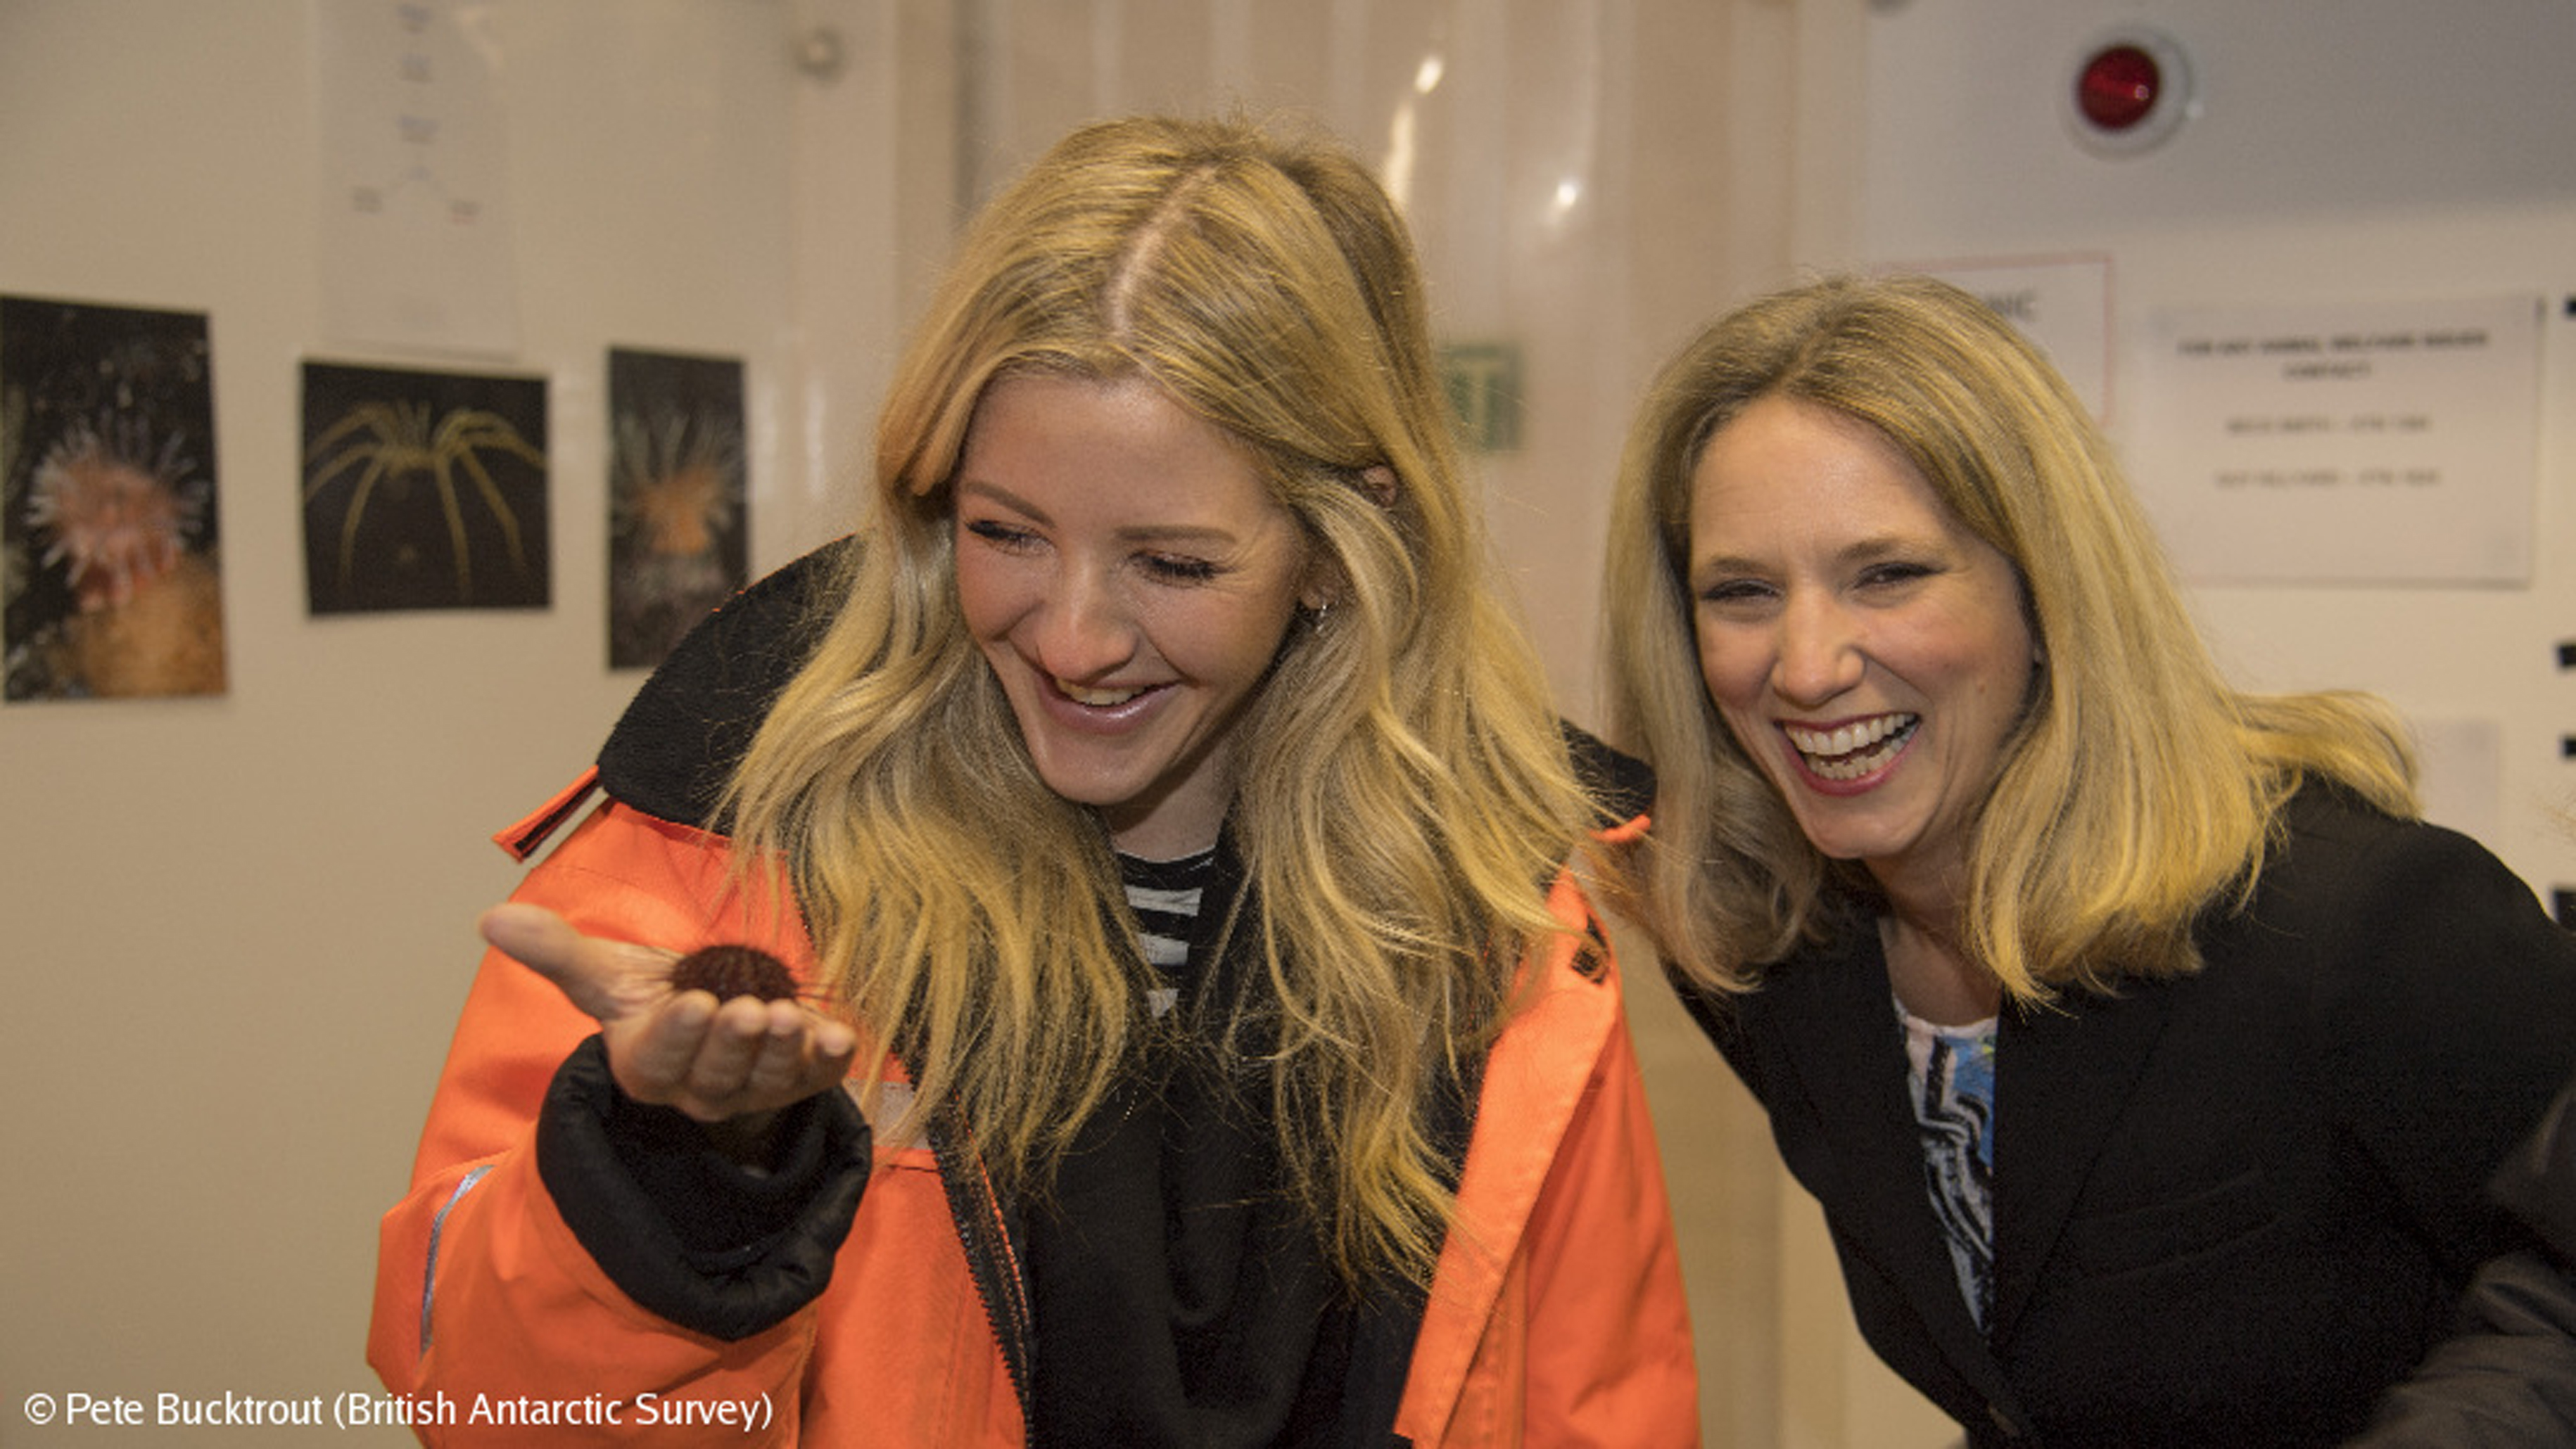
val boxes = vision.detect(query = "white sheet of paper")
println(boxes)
[314,0,520,355]
[1915,256,2114,422]
[2411,715,2504,847]
[2131,295,2541,585]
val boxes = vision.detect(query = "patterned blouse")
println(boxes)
[1900,1000,1999,1333]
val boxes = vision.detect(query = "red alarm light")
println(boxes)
[2063,27,2194,157]
[2077,44,2162,132]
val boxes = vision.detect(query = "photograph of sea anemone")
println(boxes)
[300,360,549,615]
[607,347,747,669]
[1,295,228,701]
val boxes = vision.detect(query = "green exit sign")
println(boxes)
[1439,342,1522,453]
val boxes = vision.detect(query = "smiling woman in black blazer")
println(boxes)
[1602,272,2576,1448]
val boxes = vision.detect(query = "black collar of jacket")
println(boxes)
[595,539,854,829]
[1566,718,1654,831]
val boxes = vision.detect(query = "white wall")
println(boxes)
[0,3,844,1440]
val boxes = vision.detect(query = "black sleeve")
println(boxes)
[2349,1253,2576,1447]
[535,1035,873,1341]
[2305,807,2576,1279]
[2347,1082,2576,1447]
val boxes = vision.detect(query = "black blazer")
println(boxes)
[1681,788,2576,1448]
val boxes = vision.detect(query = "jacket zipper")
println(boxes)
[929,1104,1041,1446]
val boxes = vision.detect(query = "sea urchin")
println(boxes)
[666,943,799,1004]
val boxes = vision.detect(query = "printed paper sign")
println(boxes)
[2131,295,2541,585]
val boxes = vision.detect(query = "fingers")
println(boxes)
[616,991,859,1124]
[479,902,673,1024]
[478,901,582,974]
[621,990,734,1102]
[721,999,861,1109]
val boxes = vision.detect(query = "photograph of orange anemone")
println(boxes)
[607,346,747,670]
[2,295,227,701]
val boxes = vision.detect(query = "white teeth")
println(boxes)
[1784,715,1917,780]
[1058,679,1144,707]
[1784,715,1910,755]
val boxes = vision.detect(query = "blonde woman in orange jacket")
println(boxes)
[367,115,1697,1447]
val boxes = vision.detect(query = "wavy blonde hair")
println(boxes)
[1605,273,2416,1004]
[725,115,1586,1285]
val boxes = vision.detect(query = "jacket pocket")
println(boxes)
[2059,1164,2278,1279]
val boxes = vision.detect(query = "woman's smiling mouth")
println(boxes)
[1783,713,1920,782]
[1055,677,1150,708]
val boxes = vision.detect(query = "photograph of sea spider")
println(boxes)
[300,361,550,614]
[607,347,747,670]
[1,295,227,701]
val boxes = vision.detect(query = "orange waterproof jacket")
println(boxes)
[366,554,1698,1446]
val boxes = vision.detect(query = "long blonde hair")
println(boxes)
[1605,273,2416,1003]
[727,115,1586,1285]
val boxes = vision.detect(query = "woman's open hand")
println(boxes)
[478,902,860,1161]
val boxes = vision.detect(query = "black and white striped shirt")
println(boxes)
[1119,846,1219,1019]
